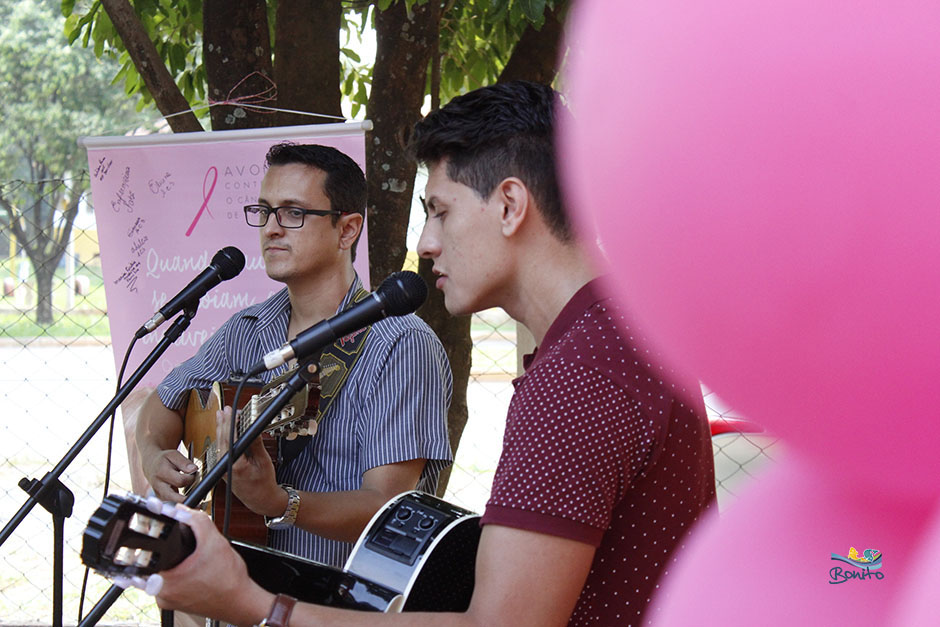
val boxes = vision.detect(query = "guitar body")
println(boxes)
[234,541,403,612]
[184,380,270,544]
[345,491,481,612]
[183,380,245,469]
[182,375,317,545]
[82,491,479,613]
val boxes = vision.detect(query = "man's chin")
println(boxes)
[264,269,290,283]
[442,294,474,317]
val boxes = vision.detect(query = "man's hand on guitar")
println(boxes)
[142,449,198,503]
[215,406,285,518]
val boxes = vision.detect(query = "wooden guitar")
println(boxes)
[182,368,319,544]
[81,491,480,613]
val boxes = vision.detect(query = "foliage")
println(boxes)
[64,0,207,115]
[437,0,554,94]
[62,0,561,119]
[1,0,150,178]
[0,0,152,325]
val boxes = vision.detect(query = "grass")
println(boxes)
[1,262,111,339]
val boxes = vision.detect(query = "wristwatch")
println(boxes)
[256,593,297,627]
[265,484,301,529]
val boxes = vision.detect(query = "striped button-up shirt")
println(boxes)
[157,276,453,566]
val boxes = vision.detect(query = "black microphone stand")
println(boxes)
[77,357,320,627]
[0,308,198,627]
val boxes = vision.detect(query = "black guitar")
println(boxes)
[81,490,481,613]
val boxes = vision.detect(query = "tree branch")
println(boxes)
[498,0,569,85]
[100,0,203,132]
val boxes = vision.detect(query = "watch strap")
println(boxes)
[265,484,300,529]
[257,593,297,627]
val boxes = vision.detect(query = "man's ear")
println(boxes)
[497,177,530,237]
[337,212,364,251]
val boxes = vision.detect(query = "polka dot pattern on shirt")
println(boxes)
[480,282,716,626]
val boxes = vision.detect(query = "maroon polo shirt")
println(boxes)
[481,279,716,626]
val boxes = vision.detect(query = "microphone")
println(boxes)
[250,271,428,375]
[135,246,246,338]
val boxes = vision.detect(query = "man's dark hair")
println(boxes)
[410,81,571,241]
[265,142,367,259]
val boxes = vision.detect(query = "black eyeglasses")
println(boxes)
[243,204,344,229]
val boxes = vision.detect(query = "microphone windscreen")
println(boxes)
[213,246,246,280]
[378,271,428,316]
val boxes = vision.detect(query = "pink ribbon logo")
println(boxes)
[185,166,218,236]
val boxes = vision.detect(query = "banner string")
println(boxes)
[122,71,348,132]
[209,71,278,110]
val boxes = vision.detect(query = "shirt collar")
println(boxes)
[243,274,364,331]
[520,277,610,374]
[335,274,365,314]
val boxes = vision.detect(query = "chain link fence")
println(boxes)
[1,176,778,626]
[1,176,157,625]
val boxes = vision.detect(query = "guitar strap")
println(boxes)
[279,287,373,464]
[315,286,373,419]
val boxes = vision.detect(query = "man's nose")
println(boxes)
[262,213,285,236]
[416,223,438,258]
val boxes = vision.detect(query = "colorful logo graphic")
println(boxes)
[829,547,884,583]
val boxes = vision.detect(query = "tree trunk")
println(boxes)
[87,0,570,499]
[5,183,79,326]
[431,1,569,495]
[366,1,440,285]
[367,3,469,497]
[203,0,275,130]
[32,257,56,325]
[498,1,570,85]
[418,257,472,496]
[274,0,343,126]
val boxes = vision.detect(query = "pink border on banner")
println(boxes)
[85,125,370,386]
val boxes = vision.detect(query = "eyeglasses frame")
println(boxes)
[243,204,346,229]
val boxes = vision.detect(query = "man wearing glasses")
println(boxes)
[135,142,453,569]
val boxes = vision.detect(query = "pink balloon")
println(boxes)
[890,505,940,626]
[650,459,937,626]
[560,1,940,498]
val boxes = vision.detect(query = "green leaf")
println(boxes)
[64,14,82,44]
[124,70,139,95]
[61,0,75,18]
[182,71,194,102]
[519,0,547,23]
[169,43,186,73]
[341,47,361,63]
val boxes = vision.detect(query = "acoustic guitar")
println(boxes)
[182,368,319,544]
[81,491,481,613]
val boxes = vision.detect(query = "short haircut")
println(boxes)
[265,142,367,259]
[410,81,571,242]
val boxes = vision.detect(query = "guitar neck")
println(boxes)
[81,493,401,612]
[184,374,316,474]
